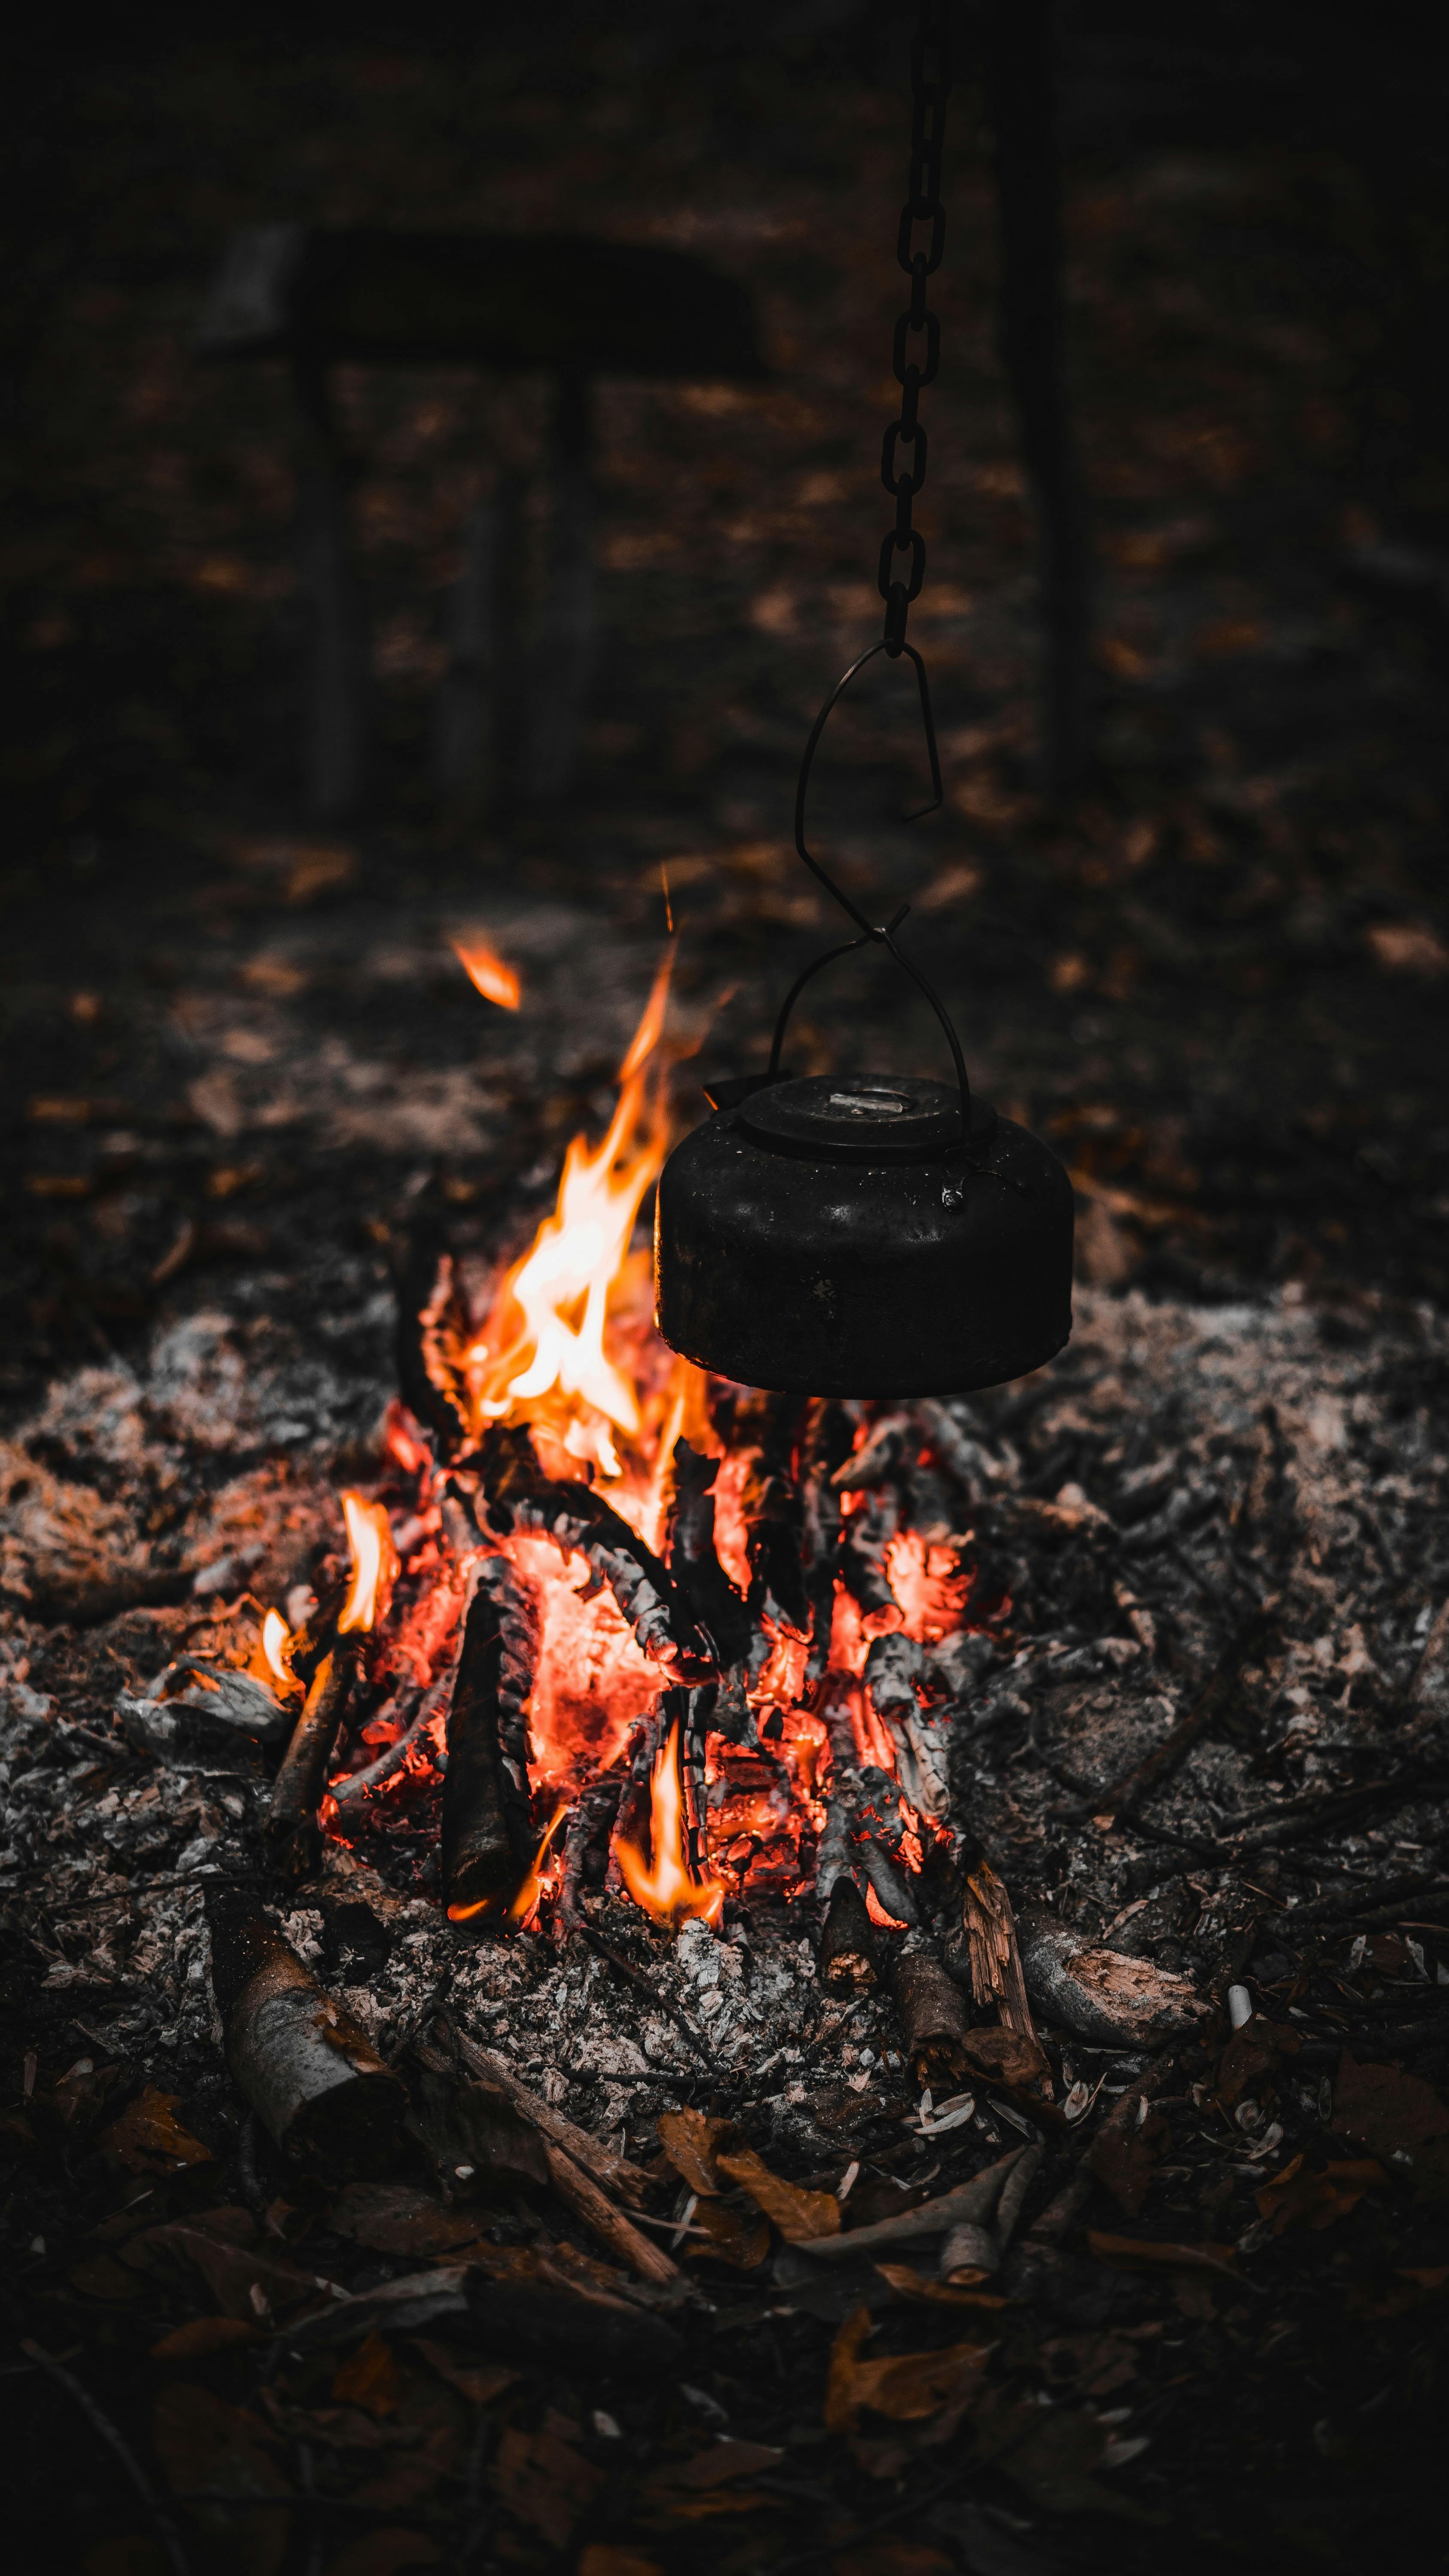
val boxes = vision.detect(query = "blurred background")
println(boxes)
[3,0,1447,1413]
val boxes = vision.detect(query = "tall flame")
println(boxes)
[454,937,521,1010]
[338,1492,398,1634]
[615,1720,725,1931]
[462,951,673,1442]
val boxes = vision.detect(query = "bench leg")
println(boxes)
[526,372,595,804]
[983,1,1092,802]
[294,359,368,823]
[434,474,522,818]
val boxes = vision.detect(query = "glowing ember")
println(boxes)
[453,936,521,1010]
[615,1720,725,1931]
[261,1609,292,1686]
[337,1492,398,1635]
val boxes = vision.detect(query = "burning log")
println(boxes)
[730,1391,810,1637]
[664,1439,752,1666]
[556,1771,622,1931]
[442,1554,540,1923]
[864,1631,951,1819]
[266,1643,357,1872]
[800,1398,855,1674]
[206,1886,404,2180]
[479,1424,711,1674]
[838,1487,899,1625]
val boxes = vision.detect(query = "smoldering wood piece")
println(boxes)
[394,1238,471,1458]
[818,1874,879,1989]
[838,1487,900,1622]
[831,1413,913,1495]
[889,1937,974,2088]
[441,1556,540,1920]
[525,373,595,805]
[292,354,369,823]
[800,1399,855,1679]
[284,1572,351,1690]
[478,1424,712,1672]
[266,1645,357,1873]
[608,1708,665,1892]
[981,0,1091,800]
[727,1390,810,1637]
[665,1440,753,1666]
[557,1771,622,1931]
[677,1679,717,1881]
[863,1630,950,1821]
[916,1398,1006,1501]
[206,1886,404,2180]
[434,472,522,814]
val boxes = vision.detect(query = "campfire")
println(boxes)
[241,951,1001,2005]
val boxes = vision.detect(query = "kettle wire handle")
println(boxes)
[774,636,974,1136]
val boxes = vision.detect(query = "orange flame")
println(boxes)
[454,937,521,1010]
[462,956,673,1444]
[261,1608,292,1686]
[338,1492,398,1634]
[616,1720,725,1931]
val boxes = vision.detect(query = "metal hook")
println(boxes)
[777,636,973,1136]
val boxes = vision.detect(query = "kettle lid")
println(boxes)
[738,1072,996,1165]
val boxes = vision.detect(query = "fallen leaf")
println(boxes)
[974,2390,1160,2521]
[68,2253,142,2303]
[690,2197,769,2269]
[1346,2265,1449,2320]
[873,2263,1008,2311]
[1255,2155,1386,2234]
[1215,2013,1298,2108]
[492,2418,604,2552]
[657,2108,735,2195]
[322,2534,442,2576]
[717,2144,841,2242]
[1333,2053,1449,2159]
[154,2384,291,2576]
[649,2439,784,2491]
[1364,920,1449,979]
[332,2334,398,2417]
[833,2549,954,2576]
[329,2183,487,2257]
[825,2306,991,2433]
[407,2337,516,2406]
[1087,2231,1240,2278]
[101,2087,213,2173]
[1089,2110,1167,2216]
[132,2220,337,2320]
[151,2317,261,2360]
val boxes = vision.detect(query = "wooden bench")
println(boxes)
[197,226,768,820]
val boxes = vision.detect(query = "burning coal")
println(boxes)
[252,951,993,1935]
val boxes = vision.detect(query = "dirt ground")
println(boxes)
[3,8,1448,2573]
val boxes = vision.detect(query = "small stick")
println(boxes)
[267,1645,355,1870]
[792,2146,1026,2261]
[447,2026,654,2203]
[961,1855,1036,2039]
[817,1877,878,1989]
[543,2140,680,2286]
[889,1941,973,2088]
[21,2340,192,2576]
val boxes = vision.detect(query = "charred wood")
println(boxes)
[447,2025,654,2205]
[664,1440,752,1666]
[557,1771,622,1931]
[728,1389,809,1636]
[889,1937,974,2088]
[206,1885,404,2180]
[544,2139,681,2285]
[838,1488,899,1624]
[817,1875,878,1989]
[441,1554,539,1922]
[266,1644,356,1873]
[394,1235,470,1456]
[479,1424,711,1672]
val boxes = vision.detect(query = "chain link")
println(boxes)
[879,0,951,656]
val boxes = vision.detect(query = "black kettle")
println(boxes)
[653,642,1075,1399]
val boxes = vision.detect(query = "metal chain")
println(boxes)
[879,0,952,658]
